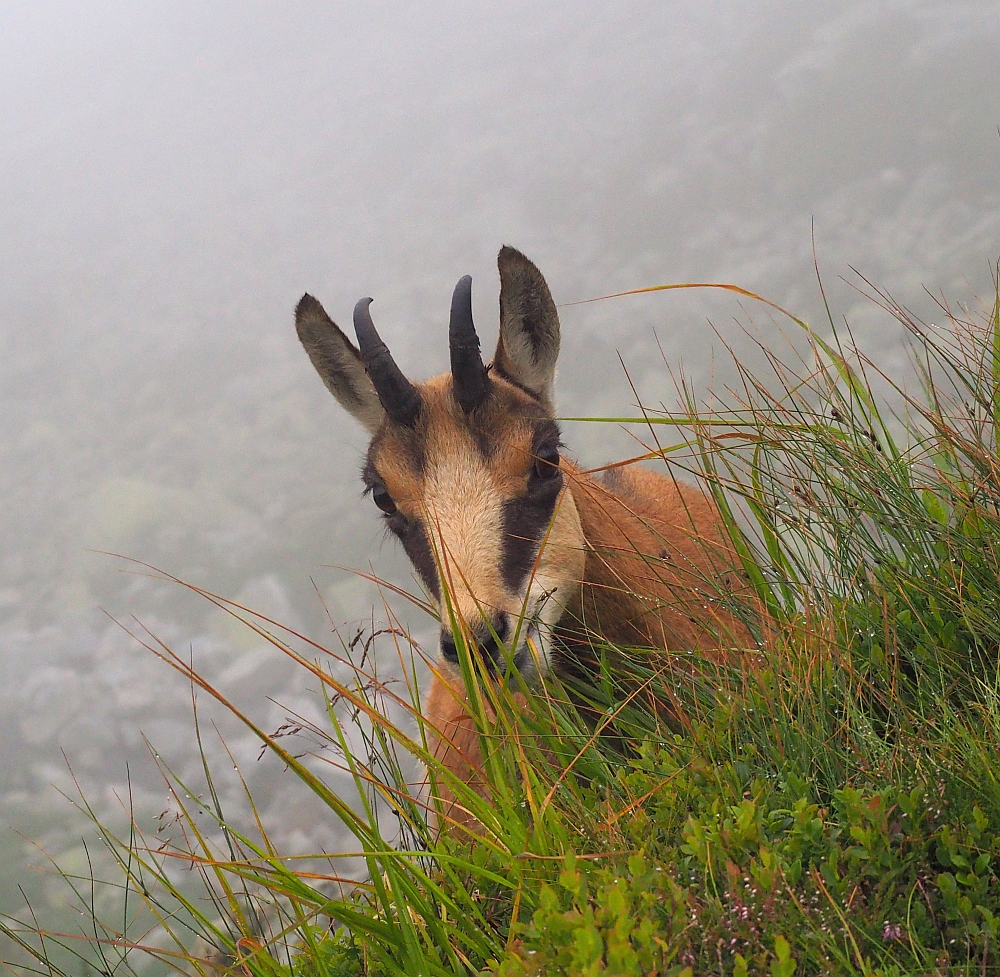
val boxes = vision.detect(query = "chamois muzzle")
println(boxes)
[449,275,489,414]
[440,613,512,673]
[353,297,421,427]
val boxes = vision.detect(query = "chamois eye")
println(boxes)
[533,444,561,480]
[371,484,397,515]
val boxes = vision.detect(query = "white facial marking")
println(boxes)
[424,452,505,625]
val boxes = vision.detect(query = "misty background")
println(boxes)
[2,0,1000,947]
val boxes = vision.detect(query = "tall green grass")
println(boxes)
[5,269,1000,976]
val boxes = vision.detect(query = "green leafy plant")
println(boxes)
[6,265,1000,976]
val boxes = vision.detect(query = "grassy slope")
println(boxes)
[5,274,1000,976]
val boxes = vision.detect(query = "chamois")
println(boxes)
[295,247,750,830]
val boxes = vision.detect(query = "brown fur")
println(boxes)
[565,463,749,654]
[422,458,752,833]
[294,246,754,837]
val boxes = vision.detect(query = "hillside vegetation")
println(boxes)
[5,274,1000,976]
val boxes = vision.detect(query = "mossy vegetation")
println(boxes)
[6,270,1000,975]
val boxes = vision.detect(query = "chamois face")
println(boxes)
[296,247,585,680]
[362,372,585,679]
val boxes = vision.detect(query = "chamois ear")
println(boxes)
[295,294,386,434]
[493,246,560,405]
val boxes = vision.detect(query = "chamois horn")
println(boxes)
[353,297,421,427]
[449,274,489,413]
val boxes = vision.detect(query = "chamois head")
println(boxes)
[296,247,586,681]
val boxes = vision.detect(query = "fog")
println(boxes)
[2,0,999,935]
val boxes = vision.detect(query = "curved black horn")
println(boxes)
[449,275,489,413]
[353,297,421,427]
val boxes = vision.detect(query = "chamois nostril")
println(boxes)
[439,615,511,669]
[477,617,507,664]
[440,632,459,664]
[491,614,511,649]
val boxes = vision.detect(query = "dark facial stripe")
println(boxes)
[362,455,438,599]
[364,423,427,479]
[501,468,563,592]
[469,413,499,460]
[391,516,440,600]
[531,419,562,455]
[499,419,564,590]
